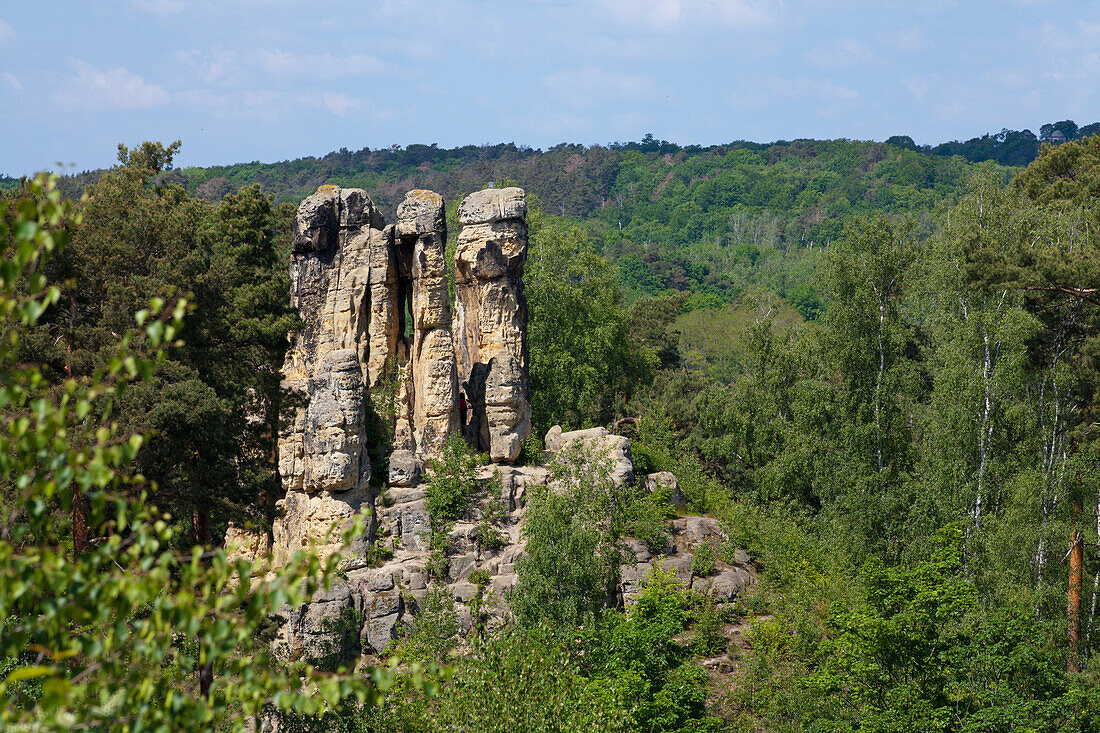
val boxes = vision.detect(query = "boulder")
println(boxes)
[544,425,635,486]
[457,187,526,225]
[645,471,685,507]
[388,449,421,486]
[691,567,754,602]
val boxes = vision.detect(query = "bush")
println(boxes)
[691,539,718,577]
[432,629,630,733]
[424,435,479,549]
[510,443,629,630]
[692,595,728,655]
[395,586,459,665]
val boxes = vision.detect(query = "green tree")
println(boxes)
[511,444,631,630]
[819,215,925,560]
[423,435,480,541]
[809,530,1098,732]
[576,567,717,732]
[36,142,296,545]
[526,204,649,434]
[0,174,384,731]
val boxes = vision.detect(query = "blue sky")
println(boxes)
[1,1,1097,175]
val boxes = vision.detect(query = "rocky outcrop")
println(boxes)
[453,188,532,463]
[260,183,756,666]
[544,425,635,486]
[274,186,465,562]
[274,428,755,659]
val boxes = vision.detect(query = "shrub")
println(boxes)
[395,586,459,664]
[424,435,479,551]
[510,443,628,630]
[691,539,718,577]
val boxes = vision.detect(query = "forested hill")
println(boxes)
[48,119,1094,218]
[44,122,1099,319]
[161,138,1013,316]
[179,136,1012,225]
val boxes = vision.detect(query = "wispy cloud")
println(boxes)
[255,49,392,78]
[174,48,250,86]
[129,0,188,15]
[729,75,857,110]
[541,66,668,111]
[52,60,169,110]
[2,73,23,92]
[0,17,14,45]
[885,25,927,53]
[543,67,666,109]
[905,77,929,102]
[805,38,873,67]
[599,0,784,31]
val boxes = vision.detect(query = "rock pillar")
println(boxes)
[453,187,532,462]
[396,190,459,458]
[276,185,384,564]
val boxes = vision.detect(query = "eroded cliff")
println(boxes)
[250,184,754,659]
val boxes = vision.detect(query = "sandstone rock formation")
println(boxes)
[256,183,756,665]
[453,187,532,463]
[274,186,460,563]
[395,189,459,460]
[273,428,754,659]
[275,186,384,565]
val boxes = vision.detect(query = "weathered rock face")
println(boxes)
[273,430,756,660]
[453,188,532,463]
[276,186,386,562]
[398,190,458,459]
[261,183,758,668]
[275,186,465,562]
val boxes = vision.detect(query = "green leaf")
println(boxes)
[6,665,55,683]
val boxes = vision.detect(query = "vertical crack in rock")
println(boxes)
[274,186,465,562]
[453,187,532,463]
[396,190,459,462]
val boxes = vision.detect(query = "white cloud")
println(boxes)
[772,76,857,101]
[599,0,784,31]
[174,47,394,91]
[727,75,857,113]
[129,0,188,15]
[3,73,23,92]
[321,91,361,116]
[0,18,14,44]
[255,49,392,78]
[1035,20,1100,88]
[175,48,249,86]
[543,68,666,109]
[52,60,169,111]
[315,91,395,120]
[905,77,929,102]
[805,38,873,66]
[885,26,927,54]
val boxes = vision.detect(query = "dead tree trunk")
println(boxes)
[1069,498,1083,672]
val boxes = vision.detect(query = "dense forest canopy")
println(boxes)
[6,132,1100,730]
